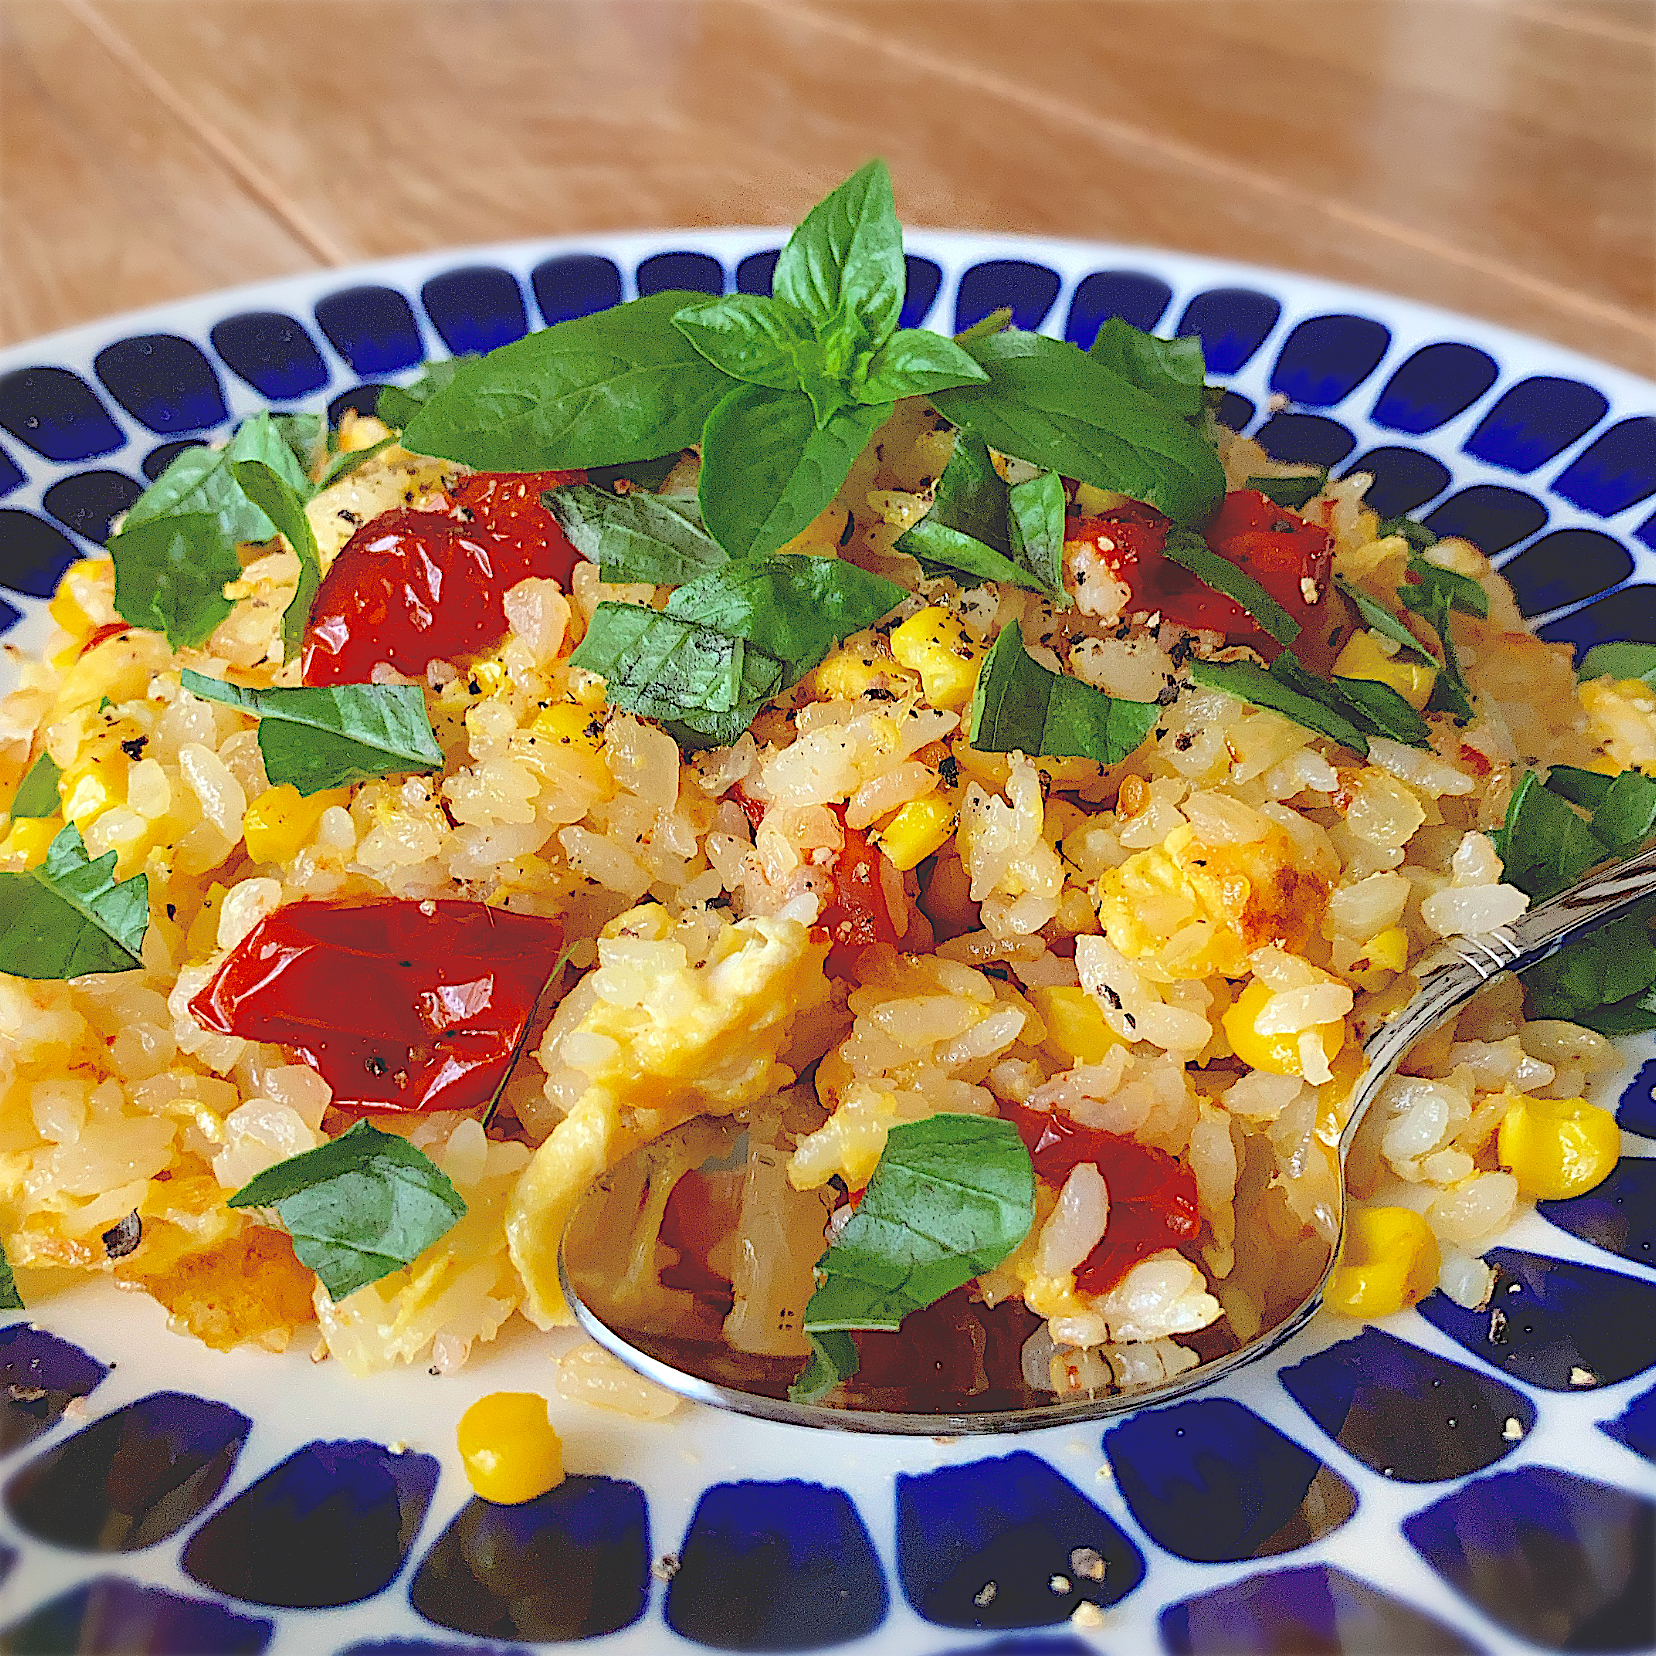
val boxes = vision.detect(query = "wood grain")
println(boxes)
[0,0,1650,378]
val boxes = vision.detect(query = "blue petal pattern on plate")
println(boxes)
[1158,1562,1484,1655]
[409,1477,648,1641]
[1104,1397,1357,1562]
[1617,1057,1656,1135]
[895,1450,1143,1629]
[1,231,1654,1655]
[1537,1156,1656,1268]
[181,1439,438,1608]
[3,1391,248,1551]
[1404,1466,1655,1653]
[1279,1324,1535,1481]
[0,1323,107,1454]
[0,1576,273,1655]
[1416,1246,1656,1389]
[665,1479,886,1649]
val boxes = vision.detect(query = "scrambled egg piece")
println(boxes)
[303,425,453,570]
[506,903,830,1324]
[1095,821,1326,979]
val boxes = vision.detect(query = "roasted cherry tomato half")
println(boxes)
[819,822,903,975]
[189,899,566,1115]
[300,470,584,686]
[1066,490,1334,658]
[1002,1100,1200,1295]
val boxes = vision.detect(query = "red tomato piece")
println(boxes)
[1001,1100,1201,1296]
[189,899,566,1115]
[300,470,584,686]
[819,823,902,975]
[1065,490,1333,657]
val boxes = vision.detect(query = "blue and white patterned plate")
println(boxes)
[0,232,1653,1656]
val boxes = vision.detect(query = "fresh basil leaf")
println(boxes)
[0,823,148,978]
[971,624,1160,764]
[180,670,444,796]
[569,604,786,736]
[1399,555,1489,621]
[1330,675,1432,747]
[316,434,396,489]
[672,293,807,391]
[896,431,1044,594]
[698,384,889,560]
[1087,317,1207,420]
[543,484,727,587]
[1491,770,1604,900]
[1160,526,1299,646]
[401,292,731,471]
[1186,656,1369,755]
[0,1240,20,1311]
[9,753,61,819]
[1334,577,1436,664]
[1377,513,1439,553]
[772,158,905,355]
[1563,991,1656,1037]
[665,556,906,681]
[857,328,989,404]
[108,512,240,650]
[1006,470,1068,601]
[230,459,322,661]
[228,1120,467,1301]
[1542,765,1613,812]
[801,1115,1034,1333]
[1579,641,1656,687]
[1246,472,1326,509]
[789,1329,859,1403]
[274,412,325,476]
[1587,769,1656,855]
[932,329,1225,526]
[376,355,475,428]
[584,453,686,494]
[1520,900,1656,1029]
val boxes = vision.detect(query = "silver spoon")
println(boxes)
[561,839,1656,1433]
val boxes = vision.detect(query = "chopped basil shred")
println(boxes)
[791,1115,1034,1401]
[376,355,475,429]
[1377,513,1439,553]
[1186,656,1370,755]
[180,670,444,796]
[1245,471,1326,509]
[1159,527,1299,646]
[9,753,61,819]
[1579,641,1656,687]
[0,823,148,978]
[1006,469,1068,599]
[229,457,322,659]
[0,1241,20,1310]
[970,624,1161,764]
[1334,576,1436,664]
[228,1121,467,1302]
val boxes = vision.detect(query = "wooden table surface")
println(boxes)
[3,0,1653,376]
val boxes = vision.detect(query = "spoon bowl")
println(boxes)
[561,840,1656,1431]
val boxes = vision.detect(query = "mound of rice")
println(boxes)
[0,402,1638,1391]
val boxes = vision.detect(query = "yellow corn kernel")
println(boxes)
[889,607,983,711]
[1325,1205,1440,1318]
[456,1391,564,1504]
[1221,978,1345,1079]
[527,702,613,797]
[874,791,956,872]
[47,558,112,640]
[1029,985,1122,1069]
[468,657,509,697]
[1497,1094,1620,1200]
[58,756,122,831]
[1331,630,1437,712]
[1347,924,1409,989]
[813,642,918,702]
[186,883,229,957]
[0,816,60,869]
[244,785,348,865]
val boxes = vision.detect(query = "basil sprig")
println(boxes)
[931,327,1226,527]
[1246,472,1327,509]
[0,823,148,978]
[544,484,727,587]
[789,1114,1034,1403]
[181,670,444,796]
[108,412,315,651]
[1160,527,1299,646]
[1579,641,1656,687]
[9,753,61,820]
[970,624,1161,764]
[571,555,906,747]
[228,1121,467,1302]
[897,432,1066,601]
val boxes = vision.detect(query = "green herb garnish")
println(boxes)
[0,823,148,978]
[1521,900,1656,1035]
[1186,656,1370,755]
[1160,527,1299,646]
[180,670,443,796]
[1088,317,1208,420]
[0,1240,21,1310]
[1246,471,1327,509]
[544,484,727,587]
[1377,513,1439,553]
[1579,641,1656,687]
[9,753,61,820]
[228,1121,467,1302]
[1335,577,1436,665]
[970,623,1161,764]
[229,458,322,659]
[376,356,475,429]
[789,1115,1034,1401]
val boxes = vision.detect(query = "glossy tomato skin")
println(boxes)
[300,470,583,686]
[820,823,903,975]
[1001,1100,1201,1295]
[1066,489,1334,658]
[189,899,566,1114]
